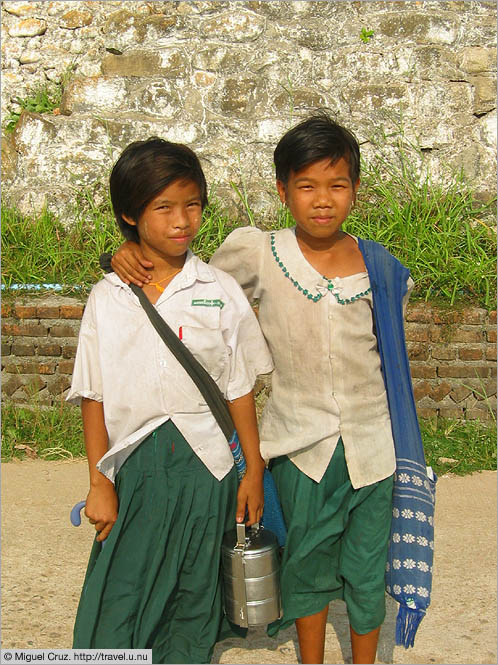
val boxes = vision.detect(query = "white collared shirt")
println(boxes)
[67,251,273,482]
[210,227,414,488]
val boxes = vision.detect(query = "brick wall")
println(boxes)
[2,295,496,420]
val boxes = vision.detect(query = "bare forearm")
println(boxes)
[81,398,118,541]
[227,391,265,525]
[81,398,111,487]
[227,391,265,473]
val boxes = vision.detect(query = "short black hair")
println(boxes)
[109,137,208,242]
[274,113,360,185]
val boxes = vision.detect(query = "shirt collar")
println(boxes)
[104,250,216,299]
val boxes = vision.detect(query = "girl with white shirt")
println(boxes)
[110,116,426,665]
[67,138,273,664]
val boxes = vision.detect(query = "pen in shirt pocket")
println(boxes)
[179,326,183,340]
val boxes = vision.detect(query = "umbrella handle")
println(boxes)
[70,500,86,526]
[70,499,107,547]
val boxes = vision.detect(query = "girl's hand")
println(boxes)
[236,465,265,526]
[111,241,153,287]
[85,479,119,542]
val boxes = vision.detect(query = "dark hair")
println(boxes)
[110,137,208,242]
[274,113,360,185]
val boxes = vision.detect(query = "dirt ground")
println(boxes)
[1,459,496,664]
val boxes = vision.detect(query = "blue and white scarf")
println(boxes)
[359,239,437,649]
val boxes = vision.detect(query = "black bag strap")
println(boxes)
[98,254,235,440]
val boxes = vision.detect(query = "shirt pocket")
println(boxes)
[181,325,228,381]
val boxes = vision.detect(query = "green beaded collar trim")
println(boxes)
[270,232,372,305]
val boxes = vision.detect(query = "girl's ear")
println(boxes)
[276,180,287,205]
[122,214,137,227]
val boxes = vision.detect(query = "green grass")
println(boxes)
[1,401,85,461]
[343,139,496,308]
[2,135,496,307]
[1,188,238,294]
[2,402,496,477]
[421,417,497,476]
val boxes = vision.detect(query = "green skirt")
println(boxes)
[267,439,394,636]
[73,421,240,663]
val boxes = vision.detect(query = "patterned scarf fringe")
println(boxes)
[395,605,426,649]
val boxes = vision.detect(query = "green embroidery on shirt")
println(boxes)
[191,298,225,309]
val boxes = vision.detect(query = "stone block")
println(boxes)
[490,311,497,324]
[219,76,259,116]
[58,359,75,374]
[2,374,24,397]
[430,381,452,402]
[11,343,35,357]
[404,324,430,343]
[410,45,463,80]
[22,374,46,396]
[487,329,497,343]
[410,365,437,379]
[378,12,459,44]
[49,324,78,338]
[450,328,484,343]
[38,361,57,375]
[62,345,78,359]
[438,406,464,419]
[1,303,13,317]
[431,345,456,361]
[3,2,39,17]
[37,343,62,356]
[60,10,93,29]
[458,347,483,361]
[60,304,84,319]
[413,380,432,401]
[101,49,188,78]
[408,343,430,361]
[470,75,497,115]
[405,303,433,323]
[2,322,48,337]
[449,385,473,403]
[348,84,406,112]
[438,365,489,378]
[2,342,12,357]
[8,18,47,37]
[47,375,72,396]
[37,305,60,318]
[60,77,128,115]
[200,10,266,43]
[416,407,438,420]
[4,360,38,374]
[460,307,487,325]
[485,345,497,361]
[433,310,460,324]
[14,305,37,319]
[461,47,497,74]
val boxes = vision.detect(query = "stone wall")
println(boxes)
[2,295,496,420]
[1,1,496,220]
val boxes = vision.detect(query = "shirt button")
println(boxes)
[328,314,333,320]
[159,359,167,368]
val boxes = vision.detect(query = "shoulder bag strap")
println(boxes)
[128,282,235,441]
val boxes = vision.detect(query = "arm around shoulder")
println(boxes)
[210,227,266,303]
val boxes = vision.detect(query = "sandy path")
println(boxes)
[1,459,496,664]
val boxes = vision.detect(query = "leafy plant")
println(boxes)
[360,28,375,44]
[4,64,75,133]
